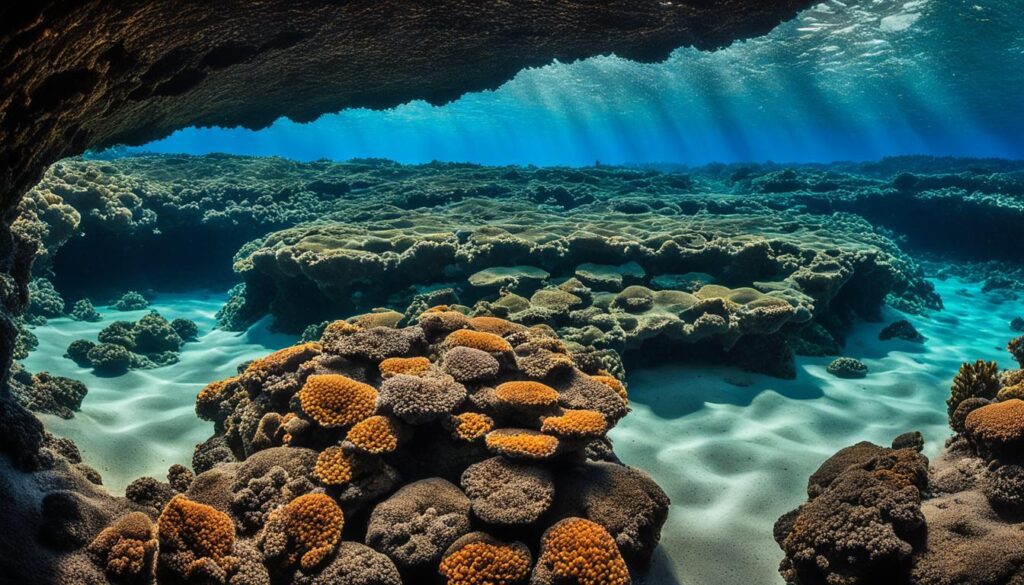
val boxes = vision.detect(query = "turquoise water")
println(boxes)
[110,0,1024,166]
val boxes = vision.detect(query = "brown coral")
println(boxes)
[494,381,559,409]
[315,446,353,486]
[346,415,401,454]
[260,492,344,571]
[444,329,513,353]
[965,399,1024,455]
[157,495,235,581]
[535,518,630,585]
[591,375,628,402]
[88,512,157,582]
[379,356,431,378]
[449,412,495,442]
[438,533,532,585]
[485,429,560,460]
[299,374,377,428]
[541,409,608,439]
[1009,336,1024,368]
[461,457,555,526]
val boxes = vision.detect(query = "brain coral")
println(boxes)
[534,518,630,585]
[438,532,532,585]
[366,478,472,570]
[157,495,236,582]
[299,374,378,428]
[461,456,555,526]
[260,492,344,571]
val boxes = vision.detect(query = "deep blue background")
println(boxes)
[111,0,1024,166]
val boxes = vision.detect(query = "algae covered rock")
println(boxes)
[827,357,868,379]
[114,291,149,311]
[69,299,101,322]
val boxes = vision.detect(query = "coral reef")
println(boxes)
[169,307,669,582]
[777,335,1024,585]
[65,311,198,374]
[70,299,101,322]
[115,292,150,312]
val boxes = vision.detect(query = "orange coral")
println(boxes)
[444,329,513,353]
[495,381,560,408]
[195,376,239,419]
[298,374,377,428]
[965,399,1024,451]
[469,316,523,337]
[157,495,235,574]
[449,412,495,441]
[325,319,362,336]
[424,305,450,313]
[346,415,401,454]
[244,342,321,377]
[591,375,628,402]
[541,409,608,438]
[538,518,629,585]
[485,429,560,459]
[264,493,344,571]
[315,446,353,485]
[439,540,531,585]
[379,356,432,378]
[88,512,157,580]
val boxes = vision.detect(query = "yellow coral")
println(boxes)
[444,329,513,353]
[267,493,344,571]
[244,342,321,377]
[449,412,495,442]
[350,309,404,329]
[997,383,1024,402]
[379,356,432,378]
[346,415,400,454]
[469,316,523,337]
[494,381,559,408]
[439,540,531,585]
[541,409,608,438]
[485,429,560,459]
[157,495,235,572]
[324,319,362,336]
[299,374,377,428]
[315,446,353,486]
[539,518,629,585]
[591,375,628,402]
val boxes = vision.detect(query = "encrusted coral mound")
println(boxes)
[139,306,668,583]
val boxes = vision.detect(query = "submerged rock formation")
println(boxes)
[55,308,667,584]
[776,337,1024,585]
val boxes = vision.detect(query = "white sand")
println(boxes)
[614,277,1023,585]
[22,278,1023,583]
[22,292,295,493]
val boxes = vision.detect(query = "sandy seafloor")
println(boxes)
[20,278,1024,585]
[22,292,298,492]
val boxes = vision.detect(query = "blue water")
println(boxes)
[105,0,1024,166]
